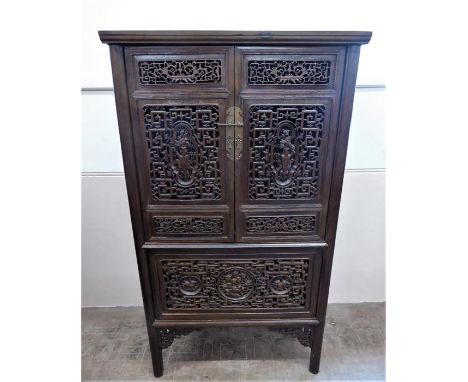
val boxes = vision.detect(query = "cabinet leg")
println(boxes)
[148,326,164,377]
[309,324,324,374]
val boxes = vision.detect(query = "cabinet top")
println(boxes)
[99,30,372,45]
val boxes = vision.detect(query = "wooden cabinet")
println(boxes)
[100,30,371,377]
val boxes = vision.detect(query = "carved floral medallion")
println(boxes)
[217,268,256,301]
[178,276,202,296]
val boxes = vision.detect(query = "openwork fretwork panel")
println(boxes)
[139,60,222,85]
[153,217,223,234]
[248,60,331,85]
[246,215,317,234]
[249,105,326,200]
[161,259,310,310]
[143,105,221,200]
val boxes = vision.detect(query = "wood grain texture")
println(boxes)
[102,31,371,378]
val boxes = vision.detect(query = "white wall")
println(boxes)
[81,0,386,89]
[81,0,385,306]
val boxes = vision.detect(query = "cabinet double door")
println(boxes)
[125,45,346,244]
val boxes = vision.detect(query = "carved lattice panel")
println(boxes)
[153,217,223,234]
[139,60,222,85]
[248,60,331,85]
[248,105,326,200]
[245,215,317,234]
[143,105,221,201]
[161,259,310,310]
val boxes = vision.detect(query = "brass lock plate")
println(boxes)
[224,106,243,160]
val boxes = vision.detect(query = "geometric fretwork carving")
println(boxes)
[139,60,222,85]
[248,60,331,85]
[153,217,223,234]
[143,105,221,201]
[161,259,310,310]
[246,215,317,234]
[271,327,313,347]
[248,105,326,200]
[159,328,196,349]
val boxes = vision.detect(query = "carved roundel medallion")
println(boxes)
[269,275,293,295]
[217,268,256,301]
[178,276,202,296]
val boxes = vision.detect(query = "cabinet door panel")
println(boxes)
[125,47,235,243]
[244,100,332,203]
[235,47,345,243]
[131,96,234,242]
[234,96,337,242]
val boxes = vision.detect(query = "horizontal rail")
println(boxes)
[81,84,386,92]
[152,318,320,328]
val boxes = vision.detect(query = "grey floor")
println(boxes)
[82,303,385,381]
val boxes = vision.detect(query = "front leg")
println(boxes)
[147,325,164,377]
[309,324,324,374]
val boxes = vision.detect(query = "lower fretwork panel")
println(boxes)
[147,247,323,320]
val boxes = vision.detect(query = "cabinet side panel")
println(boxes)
[110,45,154,311]
[109,46,161,366]
[321,45,362,310]
[310,45,362,371]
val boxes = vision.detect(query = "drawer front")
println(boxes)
[125,46,233,92]
[149,249,322,320]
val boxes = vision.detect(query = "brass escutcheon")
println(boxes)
[221,106,243,160]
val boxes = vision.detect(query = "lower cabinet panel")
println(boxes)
[148,248,323,320]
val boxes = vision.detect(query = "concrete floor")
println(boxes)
[82,303,385,381]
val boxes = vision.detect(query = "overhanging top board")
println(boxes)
[99,30,372,45]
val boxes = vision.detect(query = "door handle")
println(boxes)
[221,106,243,160]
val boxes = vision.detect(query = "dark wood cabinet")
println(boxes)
[99,30,371,377]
